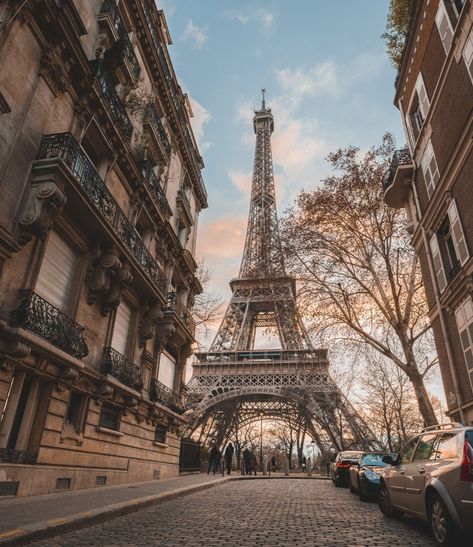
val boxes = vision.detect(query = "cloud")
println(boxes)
[197,216,247,259]
[188,95,211,151]
[229,169,252,194]
[183,20,207,48]
[275,61,338,102]
[225,7,275,30]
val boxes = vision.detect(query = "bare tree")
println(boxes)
[268,422,296,469]
[281,135,438,426]
[192,259,224,347]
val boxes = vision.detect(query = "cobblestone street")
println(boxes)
[35,479,438,546]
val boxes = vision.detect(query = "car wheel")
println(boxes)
[378,483,402,518]
[349,476,356,493]
[428,493,458,547]
[359,483,367,502]
[334,477,341,487]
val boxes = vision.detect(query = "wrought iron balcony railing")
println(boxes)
[11,290,88,359]
[90,59,133,140]
[99,0,141,82]
[144,103,172,157]
[101,346,143,391]
[382,148,412,192]
[0,448,37,465]
[165,291,195,333]
[37,133,167,294]
[139,160,172,220]
[150,378,184,414]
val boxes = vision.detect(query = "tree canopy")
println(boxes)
[383,0,415,68]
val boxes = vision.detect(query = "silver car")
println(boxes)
[378,424,473,546]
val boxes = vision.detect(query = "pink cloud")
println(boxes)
[197,216,247,259]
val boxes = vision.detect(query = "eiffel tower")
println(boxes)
[186,92,377,454]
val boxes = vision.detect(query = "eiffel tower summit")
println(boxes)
[186,92,376,453]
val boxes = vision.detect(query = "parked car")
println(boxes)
[378,423,473,546]
[349,452,396,501]
[331,450,363,487]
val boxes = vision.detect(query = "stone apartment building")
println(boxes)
[383,0,473,424]
[0,0,207,496]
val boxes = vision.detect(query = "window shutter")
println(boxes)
[415,73,430,119]
[111,301,132,355]
[405,112,414,148]
[435,2,454,54]
[421,141,439,198]
[430,233,447,292]
[447,200,469,265]
[158,351,176,390]
[35,231,78,312]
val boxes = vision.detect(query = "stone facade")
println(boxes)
[383,0,473,424]
[0,0,207,496]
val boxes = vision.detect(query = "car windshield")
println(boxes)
[360,453,392,467]
[340,451,361,460]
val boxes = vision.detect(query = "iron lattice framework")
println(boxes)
[186,94,378,453]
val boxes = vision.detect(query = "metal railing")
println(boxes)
[101,347,143,391]
[99,0,141,81]
[150,378,184,414]
[139,160,172,219]
[165,291,195,333]
[11,290,88,359]
[36,133,167,294]
[144,103,172,157]
[0,448,37,465]
[196,349,328,363]
[382,147,412,191]
[90,59,133,140]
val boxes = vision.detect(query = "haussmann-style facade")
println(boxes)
[0,0,207,496]
[383,0,473,424]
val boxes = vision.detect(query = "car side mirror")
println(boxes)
[382,455,396,465]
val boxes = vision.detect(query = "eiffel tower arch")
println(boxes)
[185,93,378,454]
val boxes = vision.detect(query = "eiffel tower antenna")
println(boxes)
[185,95,378,453]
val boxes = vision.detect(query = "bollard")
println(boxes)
[263,455,268,475]
[307,457,312,477]
[284,458,289,476]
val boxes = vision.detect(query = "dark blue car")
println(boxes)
[348,452,396,501]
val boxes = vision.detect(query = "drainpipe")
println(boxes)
[411,178,466,424]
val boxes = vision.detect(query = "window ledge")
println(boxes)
[153,441,168,448]
[96,426,123,437]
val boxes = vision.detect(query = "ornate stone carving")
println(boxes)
[155,322,176,348]
[19,181,66,245]
[87,243,133,315]
[40,49,67,96]
[139,301,163,347]
[0,320,31,359]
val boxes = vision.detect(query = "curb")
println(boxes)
[0,477,234,546]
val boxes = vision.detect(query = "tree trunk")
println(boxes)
[407,371,438,426]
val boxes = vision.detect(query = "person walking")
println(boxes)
[224,442,234,475]
[207,444,220,475]
[243,447,251,475]
[249,451,258,476]
[271,455,276,472]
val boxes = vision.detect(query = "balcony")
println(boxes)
[90,59,133,141]
[382,148,414,208]
[11,290,88,359]
[164,291,195,335]
[98,0,141,83]
[101,346,143,391]
[143,103,172,159]
[150,378,184,414]
[139,160,172,220]
[36,133,167,295]
[177,189,193,225]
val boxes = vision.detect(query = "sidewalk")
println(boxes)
[0,472,233,545]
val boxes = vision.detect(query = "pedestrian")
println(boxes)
[271,455,276,472]
[243,447,251,475]
[302,455,307,472]
[207,444,220,475]
[224,442,234,475]
[249,451,258,476]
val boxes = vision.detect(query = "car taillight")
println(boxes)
[460,439,473,482]
[337,461,351,469]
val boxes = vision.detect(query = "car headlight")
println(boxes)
[362,468,380,481]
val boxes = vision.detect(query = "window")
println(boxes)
[452,0,465,17]
[64,391,87,435]
[99,404,121,431]
[406,73,430,144]
[35,231,78,313]
[412,434,437,461]
[462,27,473,83]
[430,433,459,459]
[154,425,167,444]
[420,140,440,198]
[111,301,132,356]
[436,1,454,54]
[398,437,419,464]
[157,351,176,390]
[455,297,473,391]
[430,233,447,292]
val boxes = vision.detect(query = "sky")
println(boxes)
[160,1,445,402]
